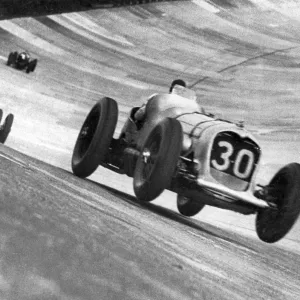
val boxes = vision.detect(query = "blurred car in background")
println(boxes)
[7,51,38,73]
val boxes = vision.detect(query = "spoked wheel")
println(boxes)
[133,118,182,202]
[256,163,300,243]
[177,194,205,217]
[72,97,118,178]
[0,114,14,144]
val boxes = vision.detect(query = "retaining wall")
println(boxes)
[0,0,184,19]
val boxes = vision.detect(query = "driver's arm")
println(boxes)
[134,104,146,121]
[134,93,157,121]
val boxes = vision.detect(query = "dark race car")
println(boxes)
[7,51,38,73]
[71,85,300,244]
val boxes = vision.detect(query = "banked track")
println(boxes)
[0,0,300,298]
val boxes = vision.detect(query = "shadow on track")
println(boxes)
[83,176,257,250]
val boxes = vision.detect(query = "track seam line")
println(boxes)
[189,45,300,87]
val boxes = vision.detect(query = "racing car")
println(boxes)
[71,85,300,243]
[7,51,38,73]
[0,109,14,144]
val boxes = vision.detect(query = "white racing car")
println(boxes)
[71,85,300,243]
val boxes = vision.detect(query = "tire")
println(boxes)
[7,53,13,66]
[72,97,118,178]
[177,194,205,217]
[0,114,14,144]
[7,52,16,66]
[256,163,300,243]
[31,59,37,72]
[133,118,182,202]
[0,109,3,123]
[26,59,37,73]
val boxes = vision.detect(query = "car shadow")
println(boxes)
[85,177,256,249]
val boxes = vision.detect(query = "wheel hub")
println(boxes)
[255,186,278,209]
[142,149,151,164]
[80,126,89,138]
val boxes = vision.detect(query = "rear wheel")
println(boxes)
[256,163,300,243]
[72,97,118,178]
[7,52,17,66]
[177,194,205,217]
[133,118,182,201]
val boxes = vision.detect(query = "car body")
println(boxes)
[72,85,300,243]
[7,51,38,73]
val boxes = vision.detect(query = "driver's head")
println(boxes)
[169,79,186,93]
[21,51,29,58]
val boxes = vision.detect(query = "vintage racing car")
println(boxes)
[71,85,300,243]
[7,51,38,73]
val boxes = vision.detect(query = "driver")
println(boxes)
[134,79,187,121]
[18,51,30,62]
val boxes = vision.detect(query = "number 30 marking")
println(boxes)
[212,141,255,179]
[211,141,233,171]
[233,149,254,179]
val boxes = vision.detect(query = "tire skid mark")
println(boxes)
[62,12,134,46]
[45,13,203,75]
[165,2,290,49]
[17,17,110,60]
[0,19,64,55]
[192,0,220,13]
[49,14,131,50]
[35,16,185,86]
[45,16,190,75]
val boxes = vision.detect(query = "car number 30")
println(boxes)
[211,141,255,180]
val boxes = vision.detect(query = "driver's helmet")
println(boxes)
[169,79,186,93]
[18,51,29,61]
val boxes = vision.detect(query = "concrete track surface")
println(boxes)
[0,0,300,298]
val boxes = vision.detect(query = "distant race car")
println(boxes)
[7,51,38,73]
[0,109,14,144]
[71,85,300,243]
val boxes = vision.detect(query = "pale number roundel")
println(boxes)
[212,140,255,179]
[211,141,233,171]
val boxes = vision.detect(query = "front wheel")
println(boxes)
[177,194,205,217]
[256,163,300,243]
[26,59,38,73]
[133,118,182,202]
[72,97,118,178]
